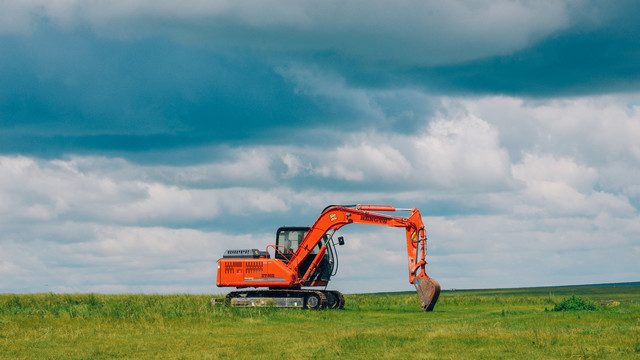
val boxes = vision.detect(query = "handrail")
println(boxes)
[266,245,295,261]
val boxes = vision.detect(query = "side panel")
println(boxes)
[216,258,296,288]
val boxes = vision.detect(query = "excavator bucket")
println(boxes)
[414,277,440,311]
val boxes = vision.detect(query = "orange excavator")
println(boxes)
[216,205,440,311]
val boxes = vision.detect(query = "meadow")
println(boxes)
[1,284,638,359]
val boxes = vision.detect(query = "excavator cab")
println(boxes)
[275,227,334,284]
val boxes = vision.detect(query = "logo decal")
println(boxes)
[361,215,388,224]
[330,213,337,221]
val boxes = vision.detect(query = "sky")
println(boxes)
[1,0,639,294]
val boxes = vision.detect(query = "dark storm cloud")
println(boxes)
[406,23,640,96]
[0,28,340,157]
[1,1,640,158]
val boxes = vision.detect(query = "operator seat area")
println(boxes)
[275,227,308,263]
[275,226,333,282]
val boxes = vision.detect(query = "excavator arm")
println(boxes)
[288,205,440,311]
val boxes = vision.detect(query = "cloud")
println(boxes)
[0,30,326,156]
[9,93,637,226]
[269,111,513,193]
[459,96,640,183]
[416,18,640,95]
[513,153,598,192]
[413,113,512,190]
[5,0,638,97]
[0,226,268,293]
[315,143,412,182]
[1,0,572,66]
[1,1,640,293]
[2,91,639,293]
[3,2,640,159]
[0,155,293,232]
[511,153,635,217]
[426,210,640,289]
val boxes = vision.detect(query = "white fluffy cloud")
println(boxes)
[414,114,512,189]
[0,226,268,293]
[0,155,291,229]
[512,153,635,217]
[315,143,412,182]
[462,96,640,165]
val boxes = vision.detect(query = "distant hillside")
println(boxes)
[362,281,640,298]
[549,281,640,287]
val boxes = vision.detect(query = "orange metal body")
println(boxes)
[216,205,434,289]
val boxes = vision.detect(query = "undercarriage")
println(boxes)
[226,289,345,310]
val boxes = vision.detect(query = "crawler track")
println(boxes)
[226,289,345,309]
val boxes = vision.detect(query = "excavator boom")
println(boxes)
[216,204,440,311]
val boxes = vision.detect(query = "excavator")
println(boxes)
[216,205,440,311]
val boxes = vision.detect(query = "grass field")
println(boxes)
[1,284,639,359]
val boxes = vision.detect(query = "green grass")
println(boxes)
[1,285,639,359]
